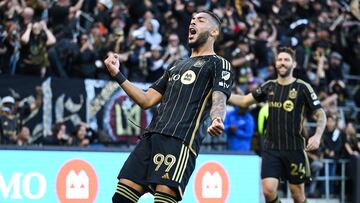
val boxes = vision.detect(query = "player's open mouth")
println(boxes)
[189,27,197,40]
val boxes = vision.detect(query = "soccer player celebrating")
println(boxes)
[229,47,326,203]
[104,10,233,203]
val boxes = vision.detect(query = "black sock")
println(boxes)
[154,191,177,203]
[112,182,141,203]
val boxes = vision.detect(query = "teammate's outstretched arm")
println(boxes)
[104,53,162,109]
[228,93,257,108]
[306,108,327,151]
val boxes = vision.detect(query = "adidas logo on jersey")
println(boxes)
[162,173,170,180]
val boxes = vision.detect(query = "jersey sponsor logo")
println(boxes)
[269,101,282,108]
[218,81,230,89]
[194,162,229,203]
[180,70,196,85]
[289,88,297,99]
[313,100,320,105]
[194,60,206,68]
[169,74,180,81]
[283,100,294,112]
[56,159,98,203]
[221,71,231,81]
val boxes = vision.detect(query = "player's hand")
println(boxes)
[306,134,321,151]
[104,53,120,77]
[207,117,224,137]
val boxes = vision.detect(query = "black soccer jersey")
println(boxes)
[147,55,233,155]
[252,79,321,150]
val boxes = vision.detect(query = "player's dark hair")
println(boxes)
[198,10,221,31]
[278,47,296,60]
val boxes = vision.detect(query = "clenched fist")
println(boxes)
[104,53,120,77]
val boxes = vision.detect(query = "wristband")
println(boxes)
[114,72,127,85]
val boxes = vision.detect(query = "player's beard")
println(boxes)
[277,65,293,78]
[188,31,210,49]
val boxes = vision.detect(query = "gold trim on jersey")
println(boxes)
[297,79,315,93]
[172,145,185,181]
[172,144,190,183]
[189,90,213,155]
[300,105,305,142]
[264,79,277,86]
[178,186,183,198]
[178,147,190,182]
[303,150,311,178]
[255,79,276,95]
[215,55,231,70]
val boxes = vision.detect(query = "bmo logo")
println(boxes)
[194,161,229,203]
[56,159,98,203]
[0,172,47,200]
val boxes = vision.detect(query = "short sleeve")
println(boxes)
[149,70,169,95]
[149,61,178,94]
[302,82,321,112]
[252,83,268,103]
[212,58,233,99]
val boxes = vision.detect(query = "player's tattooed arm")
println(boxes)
[312,108,327,137]
[208,91,227,136]
[210,91,227,121]
[306,108,327,151]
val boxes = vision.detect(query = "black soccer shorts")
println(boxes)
[118,133,196,200]
[261,149,311,184]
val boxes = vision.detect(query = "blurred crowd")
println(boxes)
[0,0,358,84]
[0,86,99,147]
